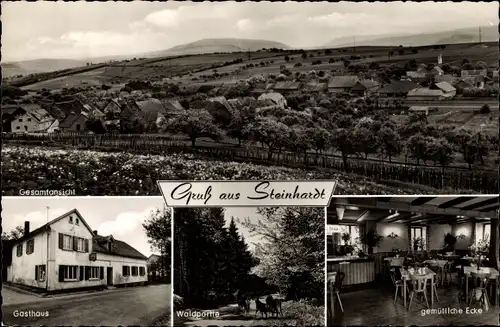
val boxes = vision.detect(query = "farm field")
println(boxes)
[12,42,498,91]
[2,144,472,196]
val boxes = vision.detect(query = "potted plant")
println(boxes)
[413,237,423,251]
[342,233,354,255]
[443,233,457,253]
[360,229,383,254]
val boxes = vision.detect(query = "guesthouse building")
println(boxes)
[6,209,148,292]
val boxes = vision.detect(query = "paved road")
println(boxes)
[3,284,171,326]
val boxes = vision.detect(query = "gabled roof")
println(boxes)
[273,81,301,90]
[161,99,185,112]
[435,81,456,93]
[93,235,147,260]
[1,105,26,116]
[407,88,444,97]
[328,76,360,88]
[302,82,328,92]
[22,104,53,122]
[59,112,87,128]
[435,75,458,84]
[461,69,487,77]
[432,66,444,74]
[136,98,166,115]
[258,92,286,106]
[379,80,418,94]
[54,99,87,116]
[406,71,427,78]
[10,209,94,244]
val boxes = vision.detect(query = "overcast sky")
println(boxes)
[2,197,167,257]
[3,1,497,61]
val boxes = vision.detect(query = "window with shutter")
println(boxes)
[79,266,84,281]
[62,235,72,250]
[17,244,23,257]
[85,239,89,252]
[73,237,78,251]
[59,265,65,282]
[59,233,64,249]
[100,267,104,280]
[35,266,39,280]
[85,266,91,280]
[27,239,34,255]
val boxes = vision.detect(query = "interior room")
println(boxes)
[326,196,499,326]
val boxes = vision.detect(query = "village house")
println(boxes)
[429,66,444,76]
[461,69,488,78]
[302,81,328,94]
[328,76,360,93]
[378,80,418,98]
[10,104,59,133]
[461,75,485,89]
[271,81,301,95]
[434,74,458,84]
[407,87,444,101]
[434,81,456,98]
[58,111,89,133]
[135,98,167,129]
[6,209,148,292]
[257,92,287,109]
[409,106,438,116]
[406,71,427,79]
[2,105,26,133]
[350,79,379,97]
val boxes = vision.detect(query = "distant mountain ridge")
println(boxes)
[325,25,498,47]
[148,38,290,57]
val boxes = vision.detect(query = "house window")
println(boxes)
[483,223,491,241]
[63,235,73,250]
[75,218,79,225]
[62,265,78,281]
[16,126,20,130]
[16,244,23,257]
[19,118,22,122]
[69,216,73,224]
[24,126,28,131]
[26,239,35,255]
[27,118,32,122]
[76,124,81,132]
[77,238,85,252]
[122,266,130,277]
[139,267,146,276]
[35,265,46,282]
[410,227,427,250]
[132,266,138,276]
[89,266,100,279]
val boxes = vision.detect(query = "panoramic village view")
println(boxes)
[1,1,499,197]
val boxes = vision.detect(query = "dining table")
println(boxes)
[400,267,438,309]
[424,259,448,286]
[464,266,499,306]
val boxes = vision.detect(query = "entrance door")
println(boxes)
[107,267,113,285]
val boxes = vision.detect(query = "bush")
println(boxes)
[268,301,324,327]
[480,104,491,114]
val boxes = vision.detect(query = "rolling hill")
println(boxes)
[147,38,290,57]
[325,25,498,48]
[1,59,88,78]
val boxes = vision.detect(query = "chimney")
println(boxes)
[93,230,98,235]
[24,221,30,236]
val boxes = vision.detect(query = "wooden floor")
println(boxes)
[328,278,499,326]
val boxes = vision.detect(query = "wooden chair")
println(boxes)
[469,272,491,310]
[331,272,345,313]
[408,274,431,311]
[390,268,403,304]
[442,261,455,286]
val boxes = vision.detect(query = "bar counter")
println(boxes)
[327,256,376,286]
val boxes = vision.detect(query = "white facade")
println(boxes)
[11,113,58,133]
[7,210,148,291]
